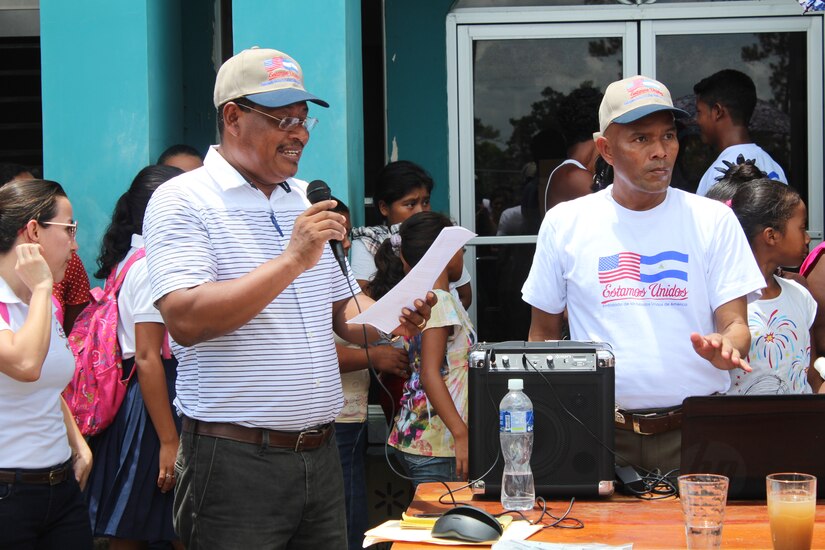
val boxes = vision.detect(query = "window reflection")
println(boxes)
[657,32,806,204]
[464,20,817,344]
[473,38,622,237]
[472,36,622,342]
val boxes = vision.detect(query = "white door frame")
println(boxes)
[448,6,823,235]
[447,6,824,326]
[447,21,639,323]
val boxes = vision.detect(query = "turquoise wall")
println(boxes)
[384,0,454,214]
[232,0,365,224]
[41,0,187,279]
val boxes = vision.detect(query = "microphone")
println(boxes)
[306,179,348,277]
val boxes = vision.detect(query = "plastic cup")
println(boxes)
[678,474,729,549]
[767,473,816,550]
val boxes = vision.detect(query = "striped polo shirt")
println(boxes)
[143,146,356,431]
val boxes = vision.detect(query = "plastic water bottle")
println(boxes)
[499,378,535,510]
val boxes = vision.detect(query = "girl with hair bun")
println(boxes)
[85,164,185,549]
[719,172,821,394]
[0,178,93,548]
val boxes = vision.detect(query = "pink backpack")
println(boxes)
[62,249,146,436]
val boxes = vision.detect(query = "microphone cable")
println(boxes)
[337,255,430,500]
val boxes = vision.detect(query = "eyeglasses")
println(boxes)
[241,104,318,132]
[41,221,78,239]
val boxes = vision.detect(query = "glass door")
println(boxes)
[641,17,824,240]
[449,22,638,341]
[449,13,823,341]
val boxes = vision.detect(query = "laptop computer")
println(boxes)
[680,394,825,499]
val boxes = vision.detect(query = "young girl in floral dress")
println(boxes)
[371,211,476,488]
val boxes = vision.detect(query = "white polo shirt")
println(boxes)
[116,234,165,360]
[143,146,356,431]
[0,277,73,468]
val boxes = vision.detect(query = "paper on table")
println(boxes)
[348,226,476,334]
[362,519,543,547]
[400,512,513,530]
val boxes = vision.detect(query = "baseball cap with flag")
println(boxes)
[594,75,687,138]
[213,47,329,109]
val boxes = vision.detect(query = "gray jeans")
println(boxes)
[174,426,347,550]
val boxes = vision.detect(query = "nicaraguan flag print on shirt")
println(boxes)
[597,251,689,284]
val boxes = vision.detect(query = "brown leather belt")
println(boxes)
[182,417,334,451]
[615,406,683,435]
[0,461,71,485]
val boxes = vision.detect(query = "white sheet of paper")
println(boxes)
[362,519,543,547]
[348,226,476,334]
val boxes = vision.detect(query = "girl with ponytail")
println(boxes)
[85,165,185,549]
[379,212,476,488]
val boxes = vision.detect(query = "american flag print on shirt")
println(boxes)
[598,251,689,284]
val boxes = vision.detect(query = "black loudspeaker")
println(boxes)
[468,341,615,497]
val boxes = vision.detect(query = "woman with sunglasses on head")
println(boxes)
[84,165,185,550]
[0,178,93,549]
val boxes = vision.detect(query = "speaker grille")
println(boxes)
[468,355,614,497]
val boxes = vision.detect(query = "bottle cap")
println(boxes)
[508,378,523,391]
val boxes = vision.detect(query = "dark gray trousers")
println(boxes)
[174,427,347,550]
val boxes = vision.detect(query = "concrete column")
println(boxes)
[40,0,184,277]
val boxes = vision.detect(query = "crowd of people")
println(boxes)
[0,45,822,550]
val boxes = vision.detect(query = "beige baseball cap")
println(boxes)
[213,47,329,109]
[594,75,687,138]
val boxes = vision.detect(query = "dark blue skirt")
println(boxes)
[85,356,180,542]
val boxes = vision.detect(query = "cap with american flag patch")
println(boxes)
[213,46,329,109]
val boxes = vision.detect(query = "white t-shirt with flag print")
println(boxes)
[522,186,765,410]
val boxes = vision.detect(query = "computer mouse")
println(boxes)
[431,504,503,543]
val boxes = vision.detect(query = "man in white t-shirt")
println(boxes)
[522,75,765,472]
[693,69,787,196]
